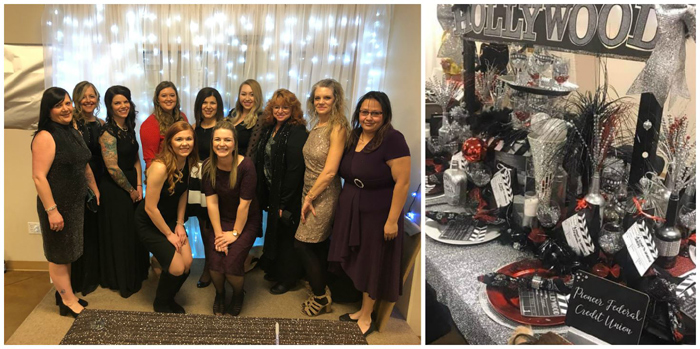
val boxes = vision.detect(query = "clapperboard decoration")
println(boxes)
[622,219,658,277]
[562,211,596,257]
[519,287,569,317]
[439,219,490,242]
[490,162,514,208]
[676,270,696,320]
[565,271,649,345]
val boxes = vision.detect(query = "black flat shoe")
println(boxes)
[269,282,293,295]
[58,301,82,318]
[55,291,88,307]
[362,320,378,337]
[196,279,212,288]
[339,313,358,322]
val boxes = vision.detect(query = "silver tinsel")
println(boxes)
[426,75,462,112]
[627,4,696,107]
[658,115,696,195]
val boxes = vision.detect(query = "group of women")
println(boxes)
[31,77,411,336]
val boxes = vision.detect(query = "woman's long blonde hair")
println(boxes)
[72,81,100,123]
[153,121,200,194]
[152,81,185,134]
[202,120,239,189]
[306,79,350,140]
[228,79,264,130]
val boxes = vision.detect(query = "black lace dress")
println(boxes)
[71,119,105,295]
[98,123,149,298]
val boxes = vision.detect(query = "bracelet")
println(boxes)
[45,205,57,213]
[176,221,185,226]
[306,193,316,201]
[232,230,239,237]
[137,184,142,187]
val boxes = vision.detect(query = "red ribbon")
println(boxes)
[592,263,621,278]
[575,198,589,212]
[471,188,497,222]
[633,197,665,223]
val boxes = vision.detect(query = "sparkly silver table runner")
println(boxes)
[60,309,367,345]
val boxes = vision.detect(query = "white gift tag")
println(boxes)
[562,212,596,256]
[622,220,658,277]
[490,164,513,208]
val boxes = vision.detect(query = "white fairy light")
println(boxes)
[154,48,159,56]
[289,70,297,78]
[329,37,338,46]
[148,34,157,43]
[311,56,318,64]
[245,23,253,31]
[166,19,171,27]
[240,44,247,52]
[56,31,63,41]
[232,39,239,46]
[341,17,347,26]
[328,54,335,62]
[190,22,198,33]
[285,17,297,25]
[96,4,103,11]
[239,56,245,63]
[96,14,103,23]
[47,21,52,26]
[126,11,135,23]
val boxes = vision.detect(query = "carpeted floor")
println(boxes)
[6,259,420,345]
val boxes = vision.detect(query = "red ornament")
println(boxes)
[462,137,487,162]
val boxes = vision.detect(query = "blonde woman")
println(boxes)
[295,79,349,316]
[227,79,264,160]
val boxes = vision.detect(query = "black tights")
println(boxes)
[211,270,244,296]
[295,239,329,297]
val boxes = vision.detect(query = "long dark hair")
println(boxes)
[104,85,137,131]
[349,91,393,152]
[194,87,225,127]
[35,87,71,136]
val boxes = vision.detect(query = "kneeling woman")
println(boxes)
[202,120,262,316]
[135,121,199,313]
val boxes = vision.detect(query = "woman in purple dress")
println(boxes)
[328,91,411,336]
[202,120,262,316]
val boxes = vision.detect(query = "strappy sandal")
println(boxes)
[302,286,332,316]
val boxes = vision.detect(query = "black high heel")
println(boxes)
[55,291,88,307]
[58,301,82,318]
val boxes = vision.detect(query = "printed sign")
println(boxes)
[566,271,649,345]
[451,4,657,61]
[677,270,696,320]
[491,163,514,208]
[562,212,596,257]
[519,288,569,317]
[622,220,658,276]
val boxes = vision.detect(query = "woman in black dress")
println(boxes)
[136,121,199,313]
[69,81,104,297]
[203,120,262,315]
[255,89,308,295]
[188,87,225,288]
[98,85,149,298]
[32,87,100,317]
[227,79,265,159]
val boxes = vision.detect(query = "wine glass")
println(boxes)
[467,161,492,187]
[679,203,696,238]
[533,47,553,86]
[553,58,570,90]
[510,91,530,128]
[509,45,527,84]
[527,55,541,87]
[599,223,624,255]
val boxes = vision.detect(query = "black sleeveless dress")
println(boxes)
[136,162,190,272]
[71,119,105,295]
[98,123,149,298]
[34,121,91,264]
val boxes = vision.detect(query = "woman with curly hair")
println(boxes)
[254,89,308,295]
[227,79,265,160]
[295,79,350,316]
[140,81,189,169]
[135,121,199,313]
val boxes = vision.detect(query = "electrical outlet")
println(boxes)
[28,222,41,235]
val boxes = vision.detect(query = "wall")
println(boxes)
[384,5,422,337]
[5,5,47,266]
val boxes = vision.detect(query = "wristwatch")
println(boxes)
[232,230,239,237]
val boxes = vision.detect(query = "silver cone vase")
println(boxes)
[585,172,606,225]
[528,132,567,227]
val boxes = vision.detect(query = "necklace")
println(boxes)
[116,122,128,132]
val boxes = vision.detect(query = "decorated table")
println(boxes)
[426,3,696,345]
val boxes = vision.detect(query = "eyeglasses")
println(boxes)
[359,110,382,117]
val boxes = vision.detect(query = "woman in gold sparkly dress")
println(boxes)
[295,79,350,316]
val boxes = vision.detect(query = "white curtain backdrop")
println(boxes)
[42,4,392,124]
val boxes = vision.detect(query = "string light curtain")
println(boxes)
[42,4,392,124]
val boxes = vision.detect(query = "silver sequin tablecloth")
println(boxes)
[60,309,367,345]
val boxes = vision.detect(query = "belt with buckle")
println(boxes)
[353,178,365,188]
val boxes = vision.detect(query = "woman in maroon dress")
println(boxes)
[327,91,411,336]
[202,120,261,316]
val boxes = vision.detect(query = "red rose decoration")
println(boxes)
[462,137,486,162]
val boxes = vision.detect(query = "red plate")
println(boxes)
[486,259,566,326]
